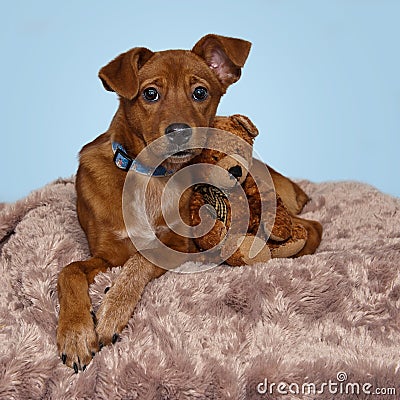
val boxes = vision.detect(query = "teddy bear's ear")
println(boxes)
[231,115,259,139]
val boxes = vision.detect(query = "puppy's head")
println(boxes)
[99,34,251,170]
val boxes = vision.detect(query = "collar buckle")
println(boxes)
[112,141,174,177]
[113,147,133,171]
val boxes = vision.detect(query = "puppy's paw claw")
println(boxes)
[57,310,99,371]
[112,333,119,344]
[90,311,97,325]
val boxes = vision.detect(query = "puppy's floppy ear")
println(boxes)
[192,34,251,90]
[98,47,154,100]
[232,114,259,139]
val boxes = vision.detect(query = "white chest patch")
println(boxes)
[116,174,182,250]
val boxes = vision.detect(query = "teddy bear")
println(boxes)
[189,114,308,266]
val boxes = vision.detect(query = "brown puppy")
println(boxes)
[56,34,315,372]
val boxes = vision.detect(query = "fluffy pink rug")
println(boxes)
[1,177,399,399]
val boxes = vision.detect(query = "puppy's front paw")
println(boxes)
[95,287,133,347]
[57,310,98,372]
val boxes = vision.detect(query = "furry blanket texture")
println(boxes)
[0,177,399,400]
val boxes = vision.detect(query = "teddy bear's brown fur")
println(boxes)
[189,114,310,266]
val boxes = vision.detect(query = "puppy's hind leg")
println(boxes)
[291,215,323,257]
[267,164,310,215]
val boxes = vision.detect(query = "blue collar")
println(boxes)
[112,142,174,177]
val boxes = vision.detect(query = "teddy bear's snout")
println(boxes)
[228,165,243,179]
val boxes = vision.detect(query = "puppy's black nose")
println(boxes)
[228,165,243,179]
[165,123,192,145]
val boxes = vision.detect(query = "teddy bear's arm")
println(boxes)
[190,190,228,251]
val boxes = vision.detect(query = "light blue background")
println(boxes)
[1,0,399,202]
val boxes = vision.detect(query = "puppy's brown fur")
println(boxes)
[57,34,321,371]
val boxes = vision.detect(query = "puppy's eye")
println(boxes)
[192,86,208,102]
[143,87,160,102]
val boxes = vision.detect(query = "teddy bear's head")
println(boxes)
[198,114,259,189]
